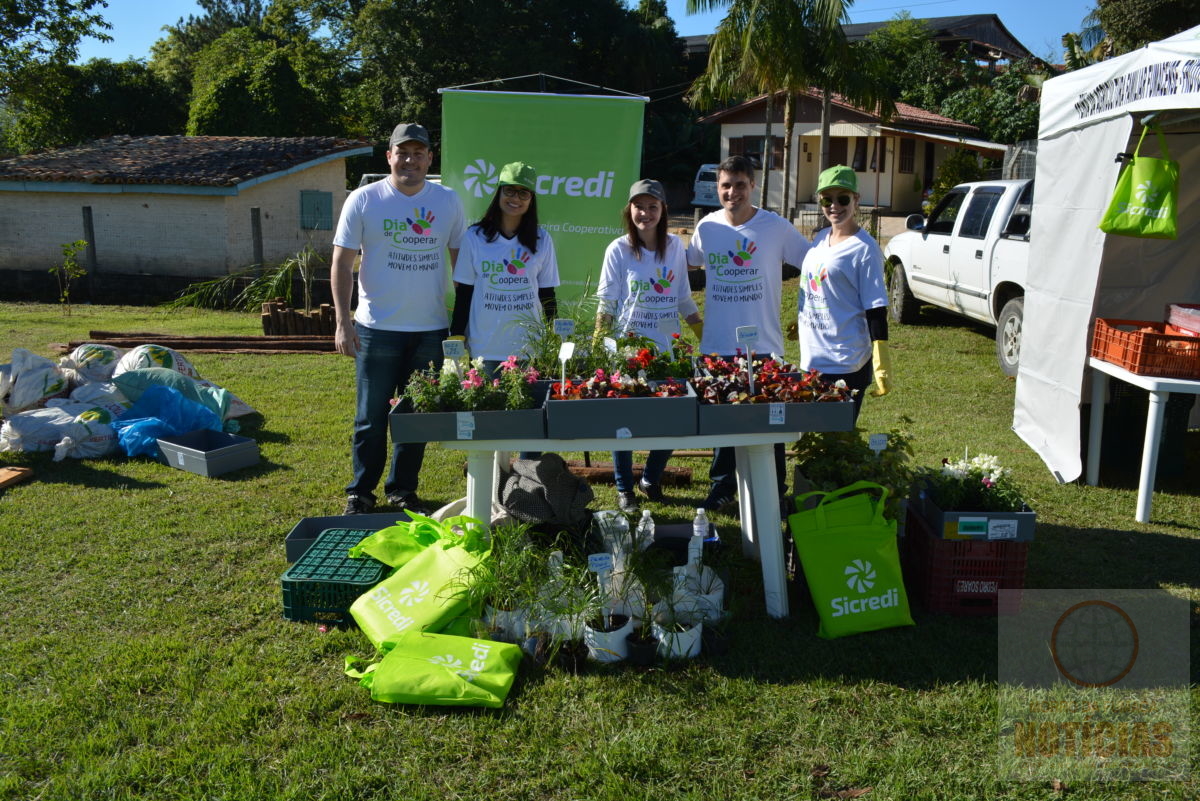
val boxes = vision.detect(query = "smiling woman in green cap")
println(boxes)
[796,164,891,421]
[450,161,560,375]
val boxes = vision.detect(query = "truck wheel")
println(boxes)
[995,296,1024,377]
[887,263,920,324]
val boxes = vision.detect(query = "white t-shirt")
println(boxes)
[797,227,888,373]
[595,234,699,351]
[686,208,809,356]
[333,178,465,331]
[452,226,560,361]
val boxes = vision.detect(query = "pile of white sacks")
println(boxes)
[0,344,253,460]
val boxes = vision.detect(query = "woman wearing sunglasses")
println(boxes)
[595,179,703,513]
[796,165,892,421]
[450,161,559,377]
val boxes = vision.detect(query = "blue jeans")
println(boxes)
[612,449,672,492]
[346,323,446,501]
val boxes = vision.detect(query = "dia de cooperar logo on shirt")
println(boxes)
[481,248,532,291]
[803,261,830,311]
[383,206,438,247]
[707,236,760,284]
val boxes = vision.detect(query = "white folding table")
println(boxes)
[437,431,801,618]
[1085,356,1200,523]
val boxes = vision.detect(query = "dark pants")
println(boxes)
[613,449,672,492]
[346,323,445,501]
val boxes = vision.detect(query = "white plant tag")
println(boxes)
[588,553,614,573]
[735,325,759,346]
[602,336,617,354]
[553,318,576,338]
[768,402,785,425]
[869,433,888,455]
[442,338,466,359]
[987,519,1019,540]
[456,412,475,440]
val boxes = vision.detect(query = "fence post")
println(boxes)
[251,207,264,267]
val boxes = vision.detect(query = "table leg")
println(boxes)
[1135,391,1168,523]
[738,443,789,619]
[465,450,496,524]
[1086,369,1108,486]
[734,445,757,559]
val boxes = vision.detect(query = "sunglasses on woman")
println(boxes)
[818,194,853,208]
[501,186,532,200]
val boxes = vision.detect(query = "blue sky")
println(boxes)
[76,0,1096,65]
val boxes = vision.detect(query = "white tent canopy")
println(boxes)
[1014,25,1200,483]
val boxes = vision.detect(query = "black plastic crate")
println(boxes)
[281,528,388,624]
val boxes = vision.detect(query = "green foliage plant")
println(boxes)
[916,452,1027,513]
[49,239,88,314]
[792,422,916,521]
[163,244,324,312]
[404,357,540,413]
[922,148,986,214]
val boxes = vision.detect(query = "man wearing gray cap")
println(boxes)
[331,123,466,515]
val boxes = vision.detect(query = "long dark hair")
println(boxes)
[472,188,540,253]
[622,197,669,262]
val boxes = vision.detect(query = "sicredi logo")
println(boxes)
[462,160,616,199]
[844,559,876,592]
[828,559,901,618]
[1134,179,1161,205]
[395,580,430,606]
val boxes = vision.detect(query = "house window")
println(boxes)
[829,137,848,166]
[728,136,784,169]
[899,139,915,174]
[852,138,868,171]
[870,138,886,173]
[300,190,333,230]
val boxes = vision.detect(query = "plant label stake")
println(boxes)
[602,336,617,354]
[736,325,759,393]
[869,433,888,457]
[558,341,575,392]
[553,318,576,338]
[442,338,466,377]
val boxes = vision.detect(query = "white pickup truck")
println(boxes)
[884,178,1033,376]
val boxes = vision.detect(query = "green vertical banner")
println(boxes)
[440,90,646,300]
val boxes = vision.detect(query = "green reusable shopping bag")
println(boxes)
[1099,126,1179,240]
[350,541,483,649]
[349,512,487,568]
[344,631,522,708]
[788,482,914,639]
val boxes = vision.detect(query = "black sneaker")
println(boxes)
[344,493,375,515]
[636,478,664,503]
[386,492,427,513]
[617,491,639,514]
[702,486,737,512]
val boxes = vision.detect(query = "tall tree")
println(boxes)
[0,0,111,81]
[1094,0,1199,53]
[149,0,267,103]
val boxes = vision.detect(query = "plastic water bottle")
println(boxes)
[690,507,709,568]
[635,509,655,551]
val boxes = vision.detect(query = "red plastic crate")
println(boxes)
[902,509,1027,616]
[1090,317,1200,379]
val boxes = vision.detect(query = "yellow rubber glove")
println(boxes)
[785,319,799,342]
[688,320,704,342]
[869,339,892,396]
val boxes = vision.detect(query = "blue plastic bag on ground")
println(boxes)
[112,384,222,457]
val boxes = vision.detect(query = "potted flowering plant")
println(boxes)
[914,451,1035,542]
[692,356,857,435]
[390,356,545,442]
[618,331,695,379]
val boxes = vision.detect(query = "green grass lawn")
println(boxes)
[1,299,1197,800]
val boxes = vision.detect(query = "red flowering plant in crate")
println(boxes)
[691,354,855,405]
[619,331,695,379]
[550,368,688,400]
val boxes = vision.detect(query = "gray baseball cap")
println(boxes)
[628,178,666,203]
[389,123,430,148]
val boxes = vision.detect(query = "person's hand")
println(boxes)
[785,319,799,341]
[335,319,358,358]
[870,340,892,396]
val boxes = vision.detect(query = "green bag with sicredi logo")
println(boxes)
[788,481,914,639]
[345,631,522,708]
[1099,126,1179,240]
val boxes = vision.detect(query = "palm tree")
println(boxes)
[687,0,894,214]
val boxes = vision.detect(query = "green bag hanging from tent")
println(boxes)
[350,541,484,649]
[788,481,914,639]
[344,631,522,708]
[1099,125,1179,240]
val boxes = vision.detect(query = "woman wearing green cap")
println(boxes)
[797,164,891,420]
[595,178,703,513]
[450,161,559,375]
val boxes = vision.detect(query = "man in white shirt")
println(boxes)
[331,122,465,514]
[687,154,810,510]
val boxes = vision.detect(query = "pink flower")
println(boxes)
[499,355,520,371]
[461,369,483,390]
[594,368,606,380]
[524,366,540,383]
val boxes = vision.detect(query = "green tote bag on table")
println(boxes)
[345,631,523,708]
[788,481,914,639]
[1099,125,1179,240]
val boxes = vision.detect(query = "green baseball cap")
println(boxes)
[816,164,858,194]
[497,161,538,192]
